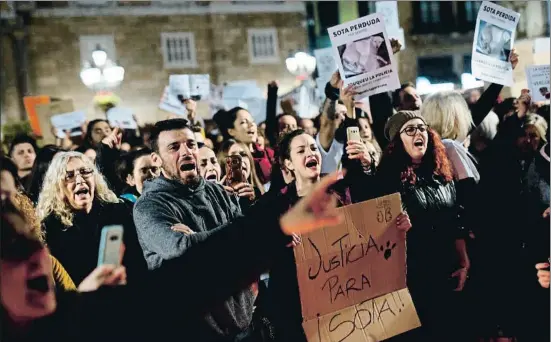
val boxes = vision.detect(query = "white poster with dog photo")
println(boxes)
[471,1,520,86]
[526,65,550,102]
[328,13,400,99]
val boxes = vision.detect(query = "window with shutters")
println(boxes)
[161,32,197,69]
[412,1,455,34]
[247,28,280,64]
[357,1,376,17]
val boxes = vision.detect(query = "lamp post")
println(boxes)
[285,51,317,80]
[80,45,125,91]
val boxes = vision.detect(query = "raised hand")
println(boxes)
[280,171,343,235]
[101,126,123,150]
[509,48,519,70]
[390,38,402,54]
[78,264,127,292]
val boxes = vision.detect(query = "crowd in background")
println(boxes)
[1,39,550,342]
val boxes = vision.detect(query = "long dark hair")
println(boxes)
[377,128,453,185]
[81,119,110,150]
[213,107,248,141]
[26,145,65,204]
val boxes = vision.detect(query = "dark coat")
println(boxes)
[43,200,147,286]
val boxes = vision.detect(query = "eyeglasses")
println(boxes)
[65,168,94,182]
[400,124,429,137]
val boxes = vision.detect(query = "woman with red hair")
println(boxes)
[360,111,470,342]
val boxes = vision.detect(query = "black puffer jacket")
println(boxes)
[356,170,466,287]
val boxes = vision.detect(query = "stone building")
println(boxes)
[307,1,550,97]
[1,1,308,124]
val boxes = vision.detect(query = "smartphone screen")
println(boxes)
[97,225,124,266]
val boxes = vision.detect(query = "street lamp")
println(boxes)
[80,45,125,90]
[285,51,316,80]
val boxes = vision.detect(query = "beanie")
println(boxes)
[384,110,425,141]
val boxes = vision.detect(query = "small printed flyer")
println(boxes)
[526,65,550,102]
[471,1,520,86]
[327,13,400,99]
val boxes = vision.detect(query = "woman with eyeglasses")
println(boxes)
[37,151,148,285]
[357,111,470,342]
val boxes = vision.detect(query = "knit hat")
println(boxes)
[384,110,425,141]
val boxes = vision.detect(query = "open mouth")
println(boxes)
[305,158,319,169]
[27,275,50,294]
[74,188,90,200]
[247,130,256,136]
[205,173,218,182]
[413,139,425,148]
[180,162,196,172]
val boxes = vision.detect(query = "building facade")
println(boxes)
[1,1,308,123]
[307,1,550,97]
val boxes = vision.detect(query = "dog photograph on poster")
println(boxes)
[476,20,513,62]
[337,32,391,78]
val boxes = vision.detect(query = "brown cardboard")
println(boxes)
[294,193,405,320]
[302,288,421,342]
[295,193,421,341]
[35,100,75,144]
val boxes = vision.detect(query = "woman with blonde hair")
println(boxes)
[422,49,519,183]
[37,151,147,285]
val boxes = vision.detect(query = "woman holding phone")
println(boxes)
[1,171,343,342]
[36,151,147,285]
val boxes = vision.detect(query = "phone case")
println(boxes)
[97,225,124,266]
[226,155,243,186]
[347,126,361,142]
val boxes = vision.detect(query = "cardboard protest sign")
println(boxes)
[294,193,420,341]
[328,13,400,99]
[471,1,520,86]
[106,107,137,129]
[169,74,210,101]
[50,111,86,139]
[302,288,420,342]
[23,95,51,137]
[35,100,75,144]
[525,65,550,102]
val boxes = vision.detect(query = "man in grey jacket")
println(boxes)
[133,119,255,342]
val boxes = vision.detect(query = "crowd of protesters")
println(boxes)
[1,37,549,342]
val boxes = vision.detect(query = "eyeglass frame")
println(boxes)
[399,124,430,137]
[64,167,94,183]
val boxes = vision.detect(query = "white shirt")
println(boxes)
[442,139,480,183]
[316,134,344,174]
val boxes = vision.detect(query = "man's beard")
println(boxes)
[163,162,201,186]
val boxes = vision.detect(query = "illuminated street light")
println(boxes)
[286,51,317,79]
[80,45,125,90]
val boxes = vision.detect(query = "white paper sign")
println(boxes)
[106,107,137,129]
[314,47,337,91]
[159,86,187,116]
[241,98,267,124]
[50,111,86,139]
[471,1,520,86]
[376,1,400,32]
[526,65,550,102]
[169,74,210,102]
[328,13,400,99]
